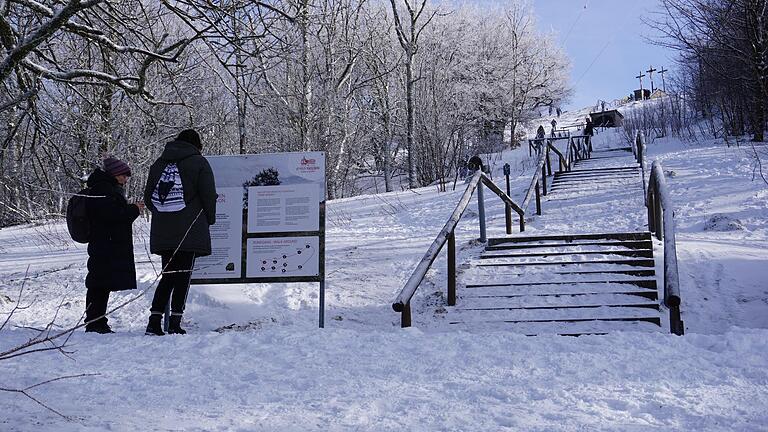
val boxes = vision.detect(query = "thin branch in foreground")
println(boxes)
[1,266,31,332]
[0,373,99,420]
[750,142,768,186]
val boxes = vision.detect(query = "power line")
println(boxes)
[574,39,611,87]
[562,1,589,44]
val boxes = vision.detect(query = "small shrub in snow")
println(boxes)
[703,214,745,232]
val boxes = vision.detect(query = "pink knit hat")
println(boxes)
[103,157,131,177]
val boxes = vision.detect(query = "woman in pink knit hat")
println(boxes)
[82,157,145,334]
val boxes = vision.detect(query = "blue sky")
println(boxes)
[531,0,676,110]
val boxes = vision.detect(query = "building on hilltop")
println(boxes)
[589,109,624,128]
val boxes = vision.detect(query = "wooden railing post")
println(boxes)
[670,306,684,335]
[447,229,456,306]
[541,164,547,196]
[655,199,663,241]
[401,302,411,328]
[504,164,512,235]
[535,181,542,215]
[546,148,552,175]
[647,187,656,233]
[477,181,487,242]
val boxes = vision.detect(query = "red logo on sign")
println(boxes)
[301,157,316,165]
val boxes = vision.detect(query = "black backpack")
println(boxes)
[66,187,92,243]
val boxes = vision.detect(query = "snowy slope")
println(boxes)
[1,131,767,431]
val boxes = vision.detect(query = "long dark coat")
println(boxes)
[144,140,217,257]
[85,168,140,291]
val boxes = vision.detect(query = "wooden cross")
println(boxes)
[646,65,657,93]
[659,67,669,92]
[636,72,646,97]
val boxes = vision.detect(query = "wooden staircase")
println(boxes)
[449,231,663,335]
[445,146,666,335]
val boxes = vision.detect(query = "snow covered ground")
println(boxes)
[1,130,767,431]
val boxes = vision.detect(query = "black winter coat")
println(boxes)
[144,140,217,257]
[85,168,140,291]
[584,122,594,137]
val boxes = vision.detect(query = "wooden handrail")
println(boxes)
[393,137,585,327]
[634,131,683,335]
[392,171,482,315]
[521,143,549,212]
[647,160,684,336]
[547,141,569,172]
[392,170,526,326]
[480,175,525,232]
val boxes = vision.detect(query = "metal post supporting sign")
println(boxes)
[189,152,327,328]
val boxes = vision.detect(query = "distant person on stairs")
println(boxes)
[84,157,144,334]
[583,117,594,152]
[143,129,217,336]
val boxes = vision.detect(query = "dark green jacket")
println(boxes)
[144,140,217,256]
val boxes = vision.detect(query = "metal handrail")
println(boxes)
[391,170,524,327]
[647,161,684,335]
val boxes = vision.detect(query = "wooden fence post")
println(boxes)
[477,182,487,242]
[448,230,456,306]
[402,302,412,328]
[535,181,542,215]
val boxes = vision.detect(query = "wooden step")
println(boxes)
[445,318,663,336]
[462,290,658,302]
[590,147,632,153]
[485,240,653,251]
[459,292,659,308]
[445,306,661,323]
[448,316,662,326]
[488,232,651,246]
[464,279,658,290]
[463,268,656,278]
[552,269,656,277]
[555,167,640,176]
[480,249,653,259]
[552,175,640,183]
[552,173,640,182]
[549,183,641,192]
[456,303,660,312]
[477,258,656,268]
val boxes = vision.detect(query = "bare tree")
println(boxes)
[388,0,438,188]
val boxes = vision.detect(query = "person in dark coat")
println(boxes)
[583,117,595,153]
[143,129,217,336]
[584,117,595,137]
[84,157,144,333]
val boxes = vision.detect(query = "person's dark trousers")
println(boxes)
[150,251,196,315]
[85,286,110,327]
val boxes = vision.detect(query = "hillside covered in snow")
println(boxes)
[1,128,767,431]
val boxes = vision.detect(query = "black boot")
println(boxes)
[145,314,165,336]
[168,315,187,335]
[85,321,114,334]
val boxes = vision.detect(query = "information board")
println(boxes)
[190,152,325,285]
